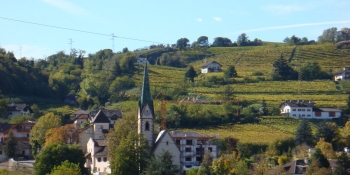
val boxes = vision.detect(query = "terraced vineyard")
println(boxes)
[187,123,295,144]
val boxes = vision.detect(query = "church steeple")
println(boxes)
[141,63,152,110]
[138,63,154,147]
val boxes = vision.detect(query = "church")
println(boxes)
[84,64,218,174]
[138,64,218,172]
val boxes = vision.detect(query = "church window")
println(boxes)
[145,122,150,131]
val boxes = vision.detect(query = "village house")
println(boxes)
[85,138,110,175]
[0,121,36,162]
[201,61,222,73]
[334,67,350,81]
[77,110,111,153]
[137,57,150,64]
[170,131,218,171]
[280,100,341,119]
[6,103,33,119]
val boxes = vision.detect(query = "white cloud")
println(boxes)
[40,0,87,16]
[262,4,305,14]
[233,20,350,33]
[197,18,203,22]
[3,44,51,60]
[213,17,222,22]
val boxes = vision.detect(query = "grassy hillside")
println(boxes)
[131,43,350,110]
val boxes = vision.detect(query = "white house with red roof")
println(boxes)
[280,100,341,119]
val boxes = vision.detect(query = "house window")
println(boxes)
[292,109,296,111]
[315,112,321,116]
[196,157,202,162]
[176,140,180,145]
[186,140,193,145]
[97,158,101,162]
[301,109,305,111]
[0,151,2,154]
[307,109,311,111]
[307,114,311,117]
[166,141,169,145]
[98,135,104,139]
[185,157,191,162]
[293,114,296,116]
[185,147,192,152]
[302,114,305,117]
[145,122,150,131]
[103,157,107,162]
[298,109,301,111]
[329,112,335,117]
[26,134,29,138]
[208,147,213,152]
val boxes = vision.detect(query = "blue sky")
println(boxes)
[1,0,349,59]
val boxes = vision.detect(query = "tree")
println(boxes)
[315,121,340,144]
[334,152,350,175]
[201,151,213,170]
[237,33,249,46]
[315,138,336,159]
[211,154,249,175]
[0,91,6,118]
[311,148,330,168]
[343,119,350,145]
[4,130,17,158]
[197,36,209,47]
[305,160,332,175]
[294,119,313,146]
[318,27,338,43]
[45,124,79,146]
[119,52,136,73]
[186,167,207,175]
[48,160,81,175]
[176,38,190,49]
[9,114,33,124]
[107,113,137,153]
[34,143,86,175]
[29,112,61,156]
[185,66,197,83]
[272,54,298,80]
[259,99,269,116]
[224,66,237,79]
[109,131,150,175]
[108,76,135,102]
[222,85,234,101]
[299,62,330,80]
[31,104,41,119]
[122,47,129,53]
[212,37,232,47]
[143,150,179,175]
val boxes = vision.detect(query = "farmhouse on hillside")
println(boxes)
[6,103,33,119]
[334,67,350,81]
[280,100,341,119]
[201,61,222,73]
[137,57,150,64]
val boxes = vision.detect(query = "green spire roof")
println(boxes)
[141,64,152,109]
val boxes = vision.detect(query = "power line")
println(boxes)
[0,16,165,44]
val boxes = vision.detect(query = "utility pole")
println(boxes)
[111,33,115,52]
[69,38,74,54]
